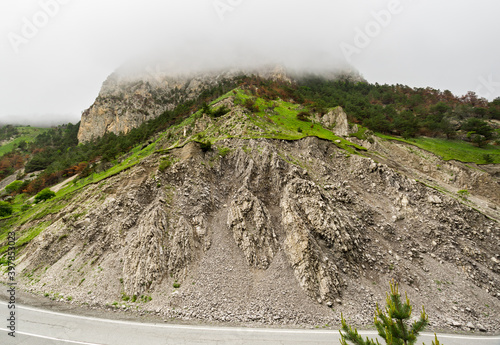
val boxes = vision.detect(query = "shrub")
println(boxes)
[467,131,487,147]
[340,281,441,345]
[158,157,174,172]
[140,295,152,302]
[201,102,212,116]
[461,118,494,139]
[0,201,13,217]
[243,98,259,113]
[199,141,212,152]
[212,105,230,118]
[173,282,181,288]
[483,154,493,164]
[5,180,23,194]
[35,188,56,203]
[457,189,470,200]
[218,147,231,157]
[296,111,311,122]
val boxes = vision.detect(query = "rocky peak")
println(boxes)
[77,64,362,142]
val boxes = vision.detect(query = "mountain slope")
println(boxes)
[2,88,499,332]
[0,126,50,156]
[77,65,364,143]
[77,66,293,142]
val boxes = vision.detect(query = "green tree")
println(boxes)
[35,188,56,203]
[466,131,487,148]
[430,102,451,115]
[201,102,212,116]
[461,118,493,139]
[5,180,24,194]
[340,281,441,345]
[0,201,13,217]
[363,113,391,133]
[394,112,419,138]
[211,105,230,118]
[17,140,28,151]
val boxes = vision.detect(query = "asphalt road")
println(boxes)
[1,301,499,345]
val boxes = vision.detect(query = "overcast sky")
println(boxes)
[1,0,500,126]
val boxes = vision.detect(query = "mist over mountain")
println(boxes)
[0,113,80,128]
[1,0,499,124]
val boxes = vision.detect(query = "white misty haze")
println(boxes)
[0,0,499,126]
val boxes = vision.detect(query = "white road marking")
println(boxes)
[0,327,103,345]
[1,301,499,341]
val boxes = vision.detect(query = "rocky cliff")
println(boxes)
[8,94,500,332]
[77,65,362,142]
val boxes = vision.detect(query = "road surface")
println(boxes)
[1,301,499,345]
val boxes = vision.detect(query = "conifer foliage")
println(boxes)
[340,281,441,345]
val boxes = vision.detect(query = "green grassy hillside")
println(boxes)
[377,134,500,164]
[0,126,50,156]
[172,88,366,153]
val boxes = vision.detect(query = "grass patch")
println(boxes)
[217,146,232,157]
[140,295,152,303]
[377,134,500,164]
[158,156,176,172]
[58,234,68,241]
[0,127,50,156]
[0,221,51,256]
[349,126,370,141]
[196,89,367,153]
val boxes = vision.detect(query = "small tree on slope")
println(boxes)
[339,281,442,345]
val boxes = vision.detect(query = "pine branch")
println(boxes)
[431,333,442,345]
[340,313,380,345]
[410,307,429,335]
[422,334,442,345]
[338,281,441,345]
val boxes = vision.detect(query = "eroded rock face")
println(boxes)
[77,72,230,142]
[123,205,168,294]
[77,66,298,143]
[7,136,500,331]
[281,178,357,302]
[77,66,365,143]
[228,186,277,269]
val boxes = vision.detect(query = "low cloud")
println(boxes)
[0,0,499,125]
